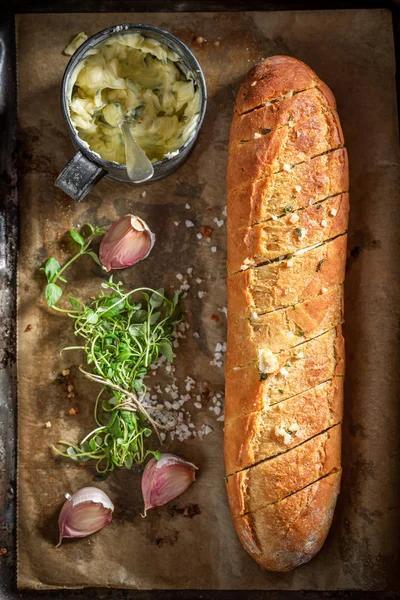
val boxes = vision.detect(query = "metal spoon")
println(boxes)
[121,121,154,183]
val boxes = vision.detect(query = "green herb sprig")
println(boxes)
[41,224,181,473]
[41,224,105,308]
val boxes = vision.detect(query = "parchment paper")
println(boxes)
[16,10,400,590]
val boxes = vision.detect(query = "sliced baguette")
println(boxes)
[225,325,345,422]
[228,193,349,274]
[227,234,347,316]
[228,148,348,229]
[227,284,343,369]
[225,378,343,474]
[234,470,341,572]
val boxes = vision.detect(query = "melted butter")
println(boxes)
[69,33,201,163]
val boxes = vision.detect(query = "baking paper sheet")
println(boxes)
[16,10,400,590]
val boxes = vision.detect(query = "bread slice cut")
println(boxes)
[228,193,349,274]
[227,285,343,369]
[233,469,341,572]
[235,55,322,115]
[225,378,343,474]
[231,84,336,144]
[225,326,345,422]
[227,110,344,192]
[226,424,341,517]
[228,148,348,229]
[227,234,347,316]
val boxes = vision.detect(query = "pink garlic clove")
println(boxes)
[100,215,155,272]
[141,453,198,515]
[57,486,114,546]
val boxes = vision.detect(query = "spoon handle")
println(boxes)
[122,121,154,183]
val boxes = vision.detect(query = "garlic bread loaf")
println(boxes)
[225,56,348,572]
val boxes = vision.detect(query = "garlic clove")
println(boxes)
[141,453,198,515]
[57,486,114,546]
[100,215,155,272]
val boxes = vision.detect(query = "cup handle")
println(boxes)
[55,150,106,202]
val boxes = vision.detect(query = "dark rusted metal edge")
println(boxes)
[1,3,400,599]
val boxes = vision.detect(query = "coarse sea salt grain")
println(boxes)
[185,203,191,209]
[196,232,203,239]
[174,221,179,226]
[198,290,206,299]
[211,246,217,253]
[185,220,194,228]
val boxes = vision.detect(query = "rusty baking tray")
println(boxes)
[2,1,400,598]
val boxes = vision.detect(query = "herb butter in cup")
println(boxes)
[56,24,207,202]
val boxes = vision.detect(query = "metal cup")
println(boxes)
[55,24,207,202]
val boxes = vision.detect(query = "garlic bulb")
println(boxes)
[141,453,198,515]
[57,487,114,546]
[100,215,155,272]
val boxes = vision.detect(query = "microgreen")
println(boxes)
[40,227,181,474]
[54,281,181,472]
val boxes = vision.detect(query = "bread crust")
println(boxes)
[227,148,349,229]
[226,424,341,517]
[227,110,344,192]
[225,326,345,422]
[227,234,347,316]
[230,84,337,144]
[225,378,343,474]
[235,56,322,115]
[226,285,343,369]
[225,55,347,571]
[234,470,341,572]
[228,193,349,274]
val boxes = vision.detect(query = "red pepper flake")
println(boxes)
[211,314,220,322]
[206,207,213,213]
[200,225,213,238]
[24,324,33,332]
[0,548,7,556]
[68,407,78,416]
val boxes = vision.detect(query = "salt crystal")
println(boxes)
[185,203,191,209]
[185,220,194,228]
[211,246,217,253]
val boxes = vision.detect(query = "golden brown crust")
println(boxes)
[226,285,343,369]
[228,193,349,274]
[226,425,341,517]
[230,84,337,144]
[227,148,349,229]
[225,326,345,423]
[224,378,343,475]
[235,56,322,115]
[234,470,341,572]
[227,234,347,316]
[227,110,344,192]
[225,56,347,571]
